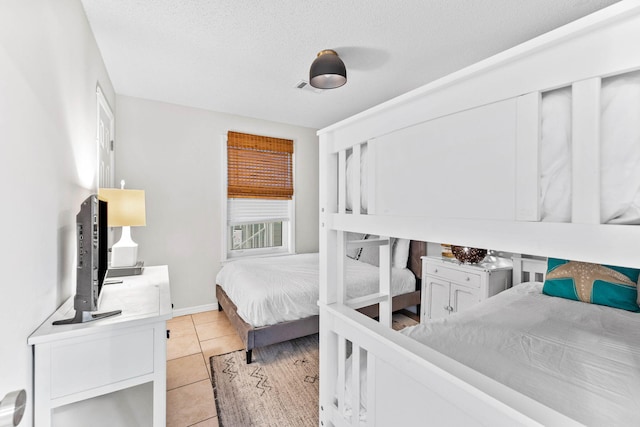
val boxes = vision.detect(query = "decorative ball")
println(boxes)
[451,246,487,264]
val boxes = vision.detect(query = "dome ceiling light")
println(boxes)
[309,49,347,89]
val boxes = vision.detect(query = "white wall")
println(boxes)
[115,96,319,311]
[0,1,115,424]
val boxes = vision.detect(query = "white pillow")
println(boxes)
[392,239,410,269]
[357,234,380,266]
[345,145,368,212]
[346,232,365,260]
[601,70,640,224]
[540,86,572,222]
[357,235,404,267]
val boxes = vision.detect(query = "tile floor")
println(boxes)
[165,309,418,426]
[166,310,244,427]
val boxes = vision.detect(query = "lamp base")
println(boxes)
[111,245,138,267]
[110,226,139,267]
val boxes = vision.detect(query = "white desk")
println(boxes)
[28,266,172,427]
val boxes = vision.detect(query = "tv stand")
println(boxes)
[28,266,171,427]
[52,309,122,325]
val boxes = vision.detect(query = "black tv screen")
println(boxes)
[74,194,108,312]
[52,194,120,325]
[97,196,108,296]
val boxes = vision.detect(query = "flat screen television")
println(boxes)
[53,194,121,325]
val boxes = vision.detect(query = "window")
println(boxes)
[224,131,294,259]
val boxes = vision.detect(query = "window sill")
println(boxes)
[221,250,296,265]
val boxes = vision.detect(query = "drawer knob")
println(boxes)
[434,268,438,273]
[465,277,470,281]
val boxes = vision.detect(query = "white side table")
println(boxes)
[28,266,172,427]
[421,256,512,322]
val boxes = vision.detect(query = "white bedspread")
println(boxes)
[401,282,640,426]
[216,253,416,327]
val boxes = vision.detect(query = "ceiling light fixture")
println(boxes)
[309,49,347,89]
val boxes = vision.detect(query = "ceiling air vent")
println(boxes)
[295,80,324,94]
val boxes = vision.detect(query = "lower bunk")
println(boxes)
[320,257,640,426]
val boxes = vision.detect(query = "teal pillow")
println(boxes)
[542,258,640,312]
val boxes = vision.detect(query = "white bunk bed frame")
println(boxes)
[318,2,640,426]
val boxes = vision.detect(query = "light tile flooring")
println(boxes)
[166,310,244,427]
[165,310,419,426]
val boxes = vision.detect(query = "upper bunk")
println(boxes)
[317,1,640,269]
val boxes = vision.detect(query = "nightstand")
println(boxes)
[421,256,512,322]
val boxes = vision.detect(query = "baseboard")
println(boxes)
[403,305,418,315]
[397,308,419,321]
[172,302,219,317]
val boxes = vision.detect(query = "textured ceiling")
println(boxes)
[80,0,620,129]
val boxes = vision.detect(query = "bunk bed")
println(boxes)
[317,2,640,425]
[215,240,424,363]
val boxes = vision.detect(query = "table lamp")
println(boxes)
[99,182,146,267]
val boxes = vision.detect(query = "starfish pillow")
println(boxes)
[542,258,640,312]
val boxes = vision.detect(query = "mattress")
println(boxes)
[401,282,640,426]
[216,253,416,327]
[539,86,572,222]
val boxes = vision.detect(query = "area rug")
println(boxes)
[210,334,319,427]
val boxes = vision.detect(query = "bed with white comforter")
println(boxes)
[216,252,416,327]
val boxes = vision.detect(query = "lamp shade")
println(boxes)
[98,188,146,227]
[309,49,347,89]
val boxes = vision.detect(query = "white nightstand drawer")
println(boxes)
[425,264,481,288]
[50,328,155,399]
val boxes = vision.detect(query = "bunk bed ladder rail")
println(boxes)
[320,136,395,426]
[323,331,374,427]
[343,235,393,327]
[323,230,394,427]
[334,138,394,326]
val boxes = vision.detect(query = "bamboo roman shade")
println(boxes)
[227,131,294,200]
